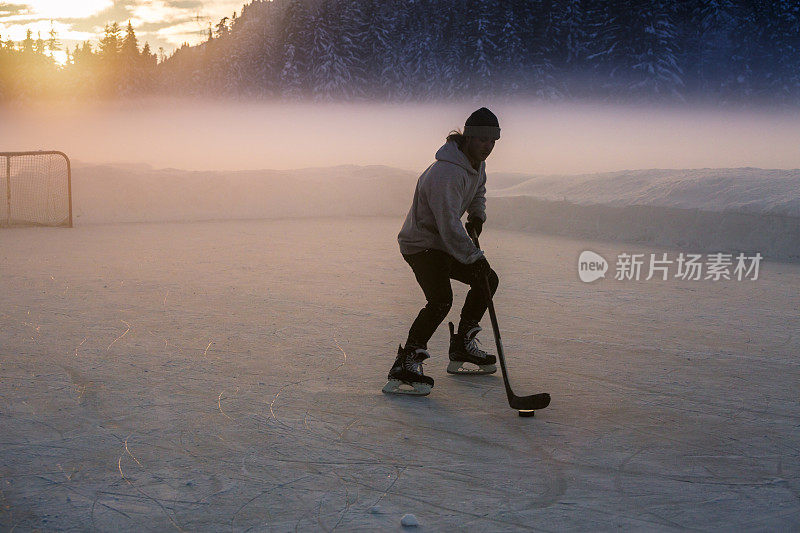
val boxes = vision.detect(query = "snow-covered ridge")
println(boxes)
[489,168,800,218]
[487,168,800,260]
[70,163,799,260]
[70,162,416,224]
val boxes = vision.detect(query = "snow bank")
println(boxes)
[70,163,799,260]
[488,168,800,260]
[71,163,417,224]
[489,168,800,217]
[488,196,800,261]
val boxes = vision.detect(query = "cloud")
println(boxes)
[155,18,207,47]
[131,0,186,24]
[2,0,113,20]
[0,18,93,42]
[165,0,203,8]
[0,3,29,17]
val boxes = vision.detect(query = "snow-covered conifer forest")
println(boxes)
[2,0,799,104]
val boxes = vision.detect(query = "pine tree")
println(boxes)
[548,0,596,96]
[253,0,281,96]
[393,0,430,100]
[69,41,100,97]
[98,22,123,95]
[693,0,740,99]
[278,0,313,99]
[354,0,393,99]
[215,17,230,39]
[337,0,370,99]
[736,0,799,101]
[627,1,684,99]
[280,43,301,98]
[121,22,139,57]
[773,0,800,101]
[589,1,683,101]
[120,22,140,95]
[462,1,499,96]
[141,42,157,68]
[20,30,33,54]
[435,0,469,98]
[366,0,408,99]
[47,24,61,54]
[514,0,558,98]
[413,0,448,100]
[310,2,352,100]
[494,2,526,93]
[100,22,122,58]
[34,32,45,55]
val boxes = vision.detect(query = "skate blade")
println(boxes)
[446,361,497,375]
[382,379,432,396]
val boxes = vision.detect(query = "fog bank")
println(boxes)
[2,99,800,174]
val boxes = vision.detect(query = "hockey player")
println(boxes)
[383,108,501,396]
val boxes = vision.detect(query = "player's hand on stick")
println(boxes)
[465,215,483,238]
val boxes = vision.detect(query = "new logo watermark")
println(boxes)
[578,251,608,282]
[578,251,762,282]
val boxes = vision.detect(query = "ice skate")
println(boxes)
[382,344,434,396]
[447,322,497,375]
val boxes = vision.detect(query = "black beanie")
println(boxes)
[464,107,500,140]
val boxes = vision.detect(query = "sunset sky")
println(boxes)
[0,0,243,62]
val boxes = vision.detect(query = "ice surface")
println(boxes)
[1,218,798,530]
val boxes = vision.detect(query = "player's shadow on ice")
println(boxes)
[379,373,498,418]
[379,394,480,429]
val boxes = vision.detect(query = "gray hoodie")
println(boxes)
[397,140,487,264]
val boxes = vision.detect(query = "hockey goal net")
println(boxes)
[1,151,72,227]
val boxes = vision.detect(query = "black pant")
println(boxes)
[403,249,499,349]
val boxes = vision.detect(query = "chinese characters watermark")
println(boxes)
[579,251,762,282]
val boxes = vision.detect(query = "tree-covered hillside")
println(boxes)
[2,0,798,104]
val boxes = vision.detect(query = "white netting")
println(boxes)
[1,152,71,227]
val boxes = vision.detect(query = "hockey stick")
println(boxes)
[470,229,551,413]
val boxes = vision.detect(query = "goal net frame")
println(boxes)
[1,151,73,228]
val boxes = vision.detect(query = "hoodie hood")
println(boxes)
[435,141,480,176]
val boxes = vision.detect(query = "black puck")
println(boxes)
[518,410,535,417]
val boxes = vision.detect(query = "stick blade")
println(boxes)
[509,392,550,411]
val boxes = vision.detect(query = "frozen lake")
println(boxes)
[1,217,798,531]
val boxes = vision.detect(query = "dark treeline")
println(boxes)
[2,0,799,105]
[164,0,800,104]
